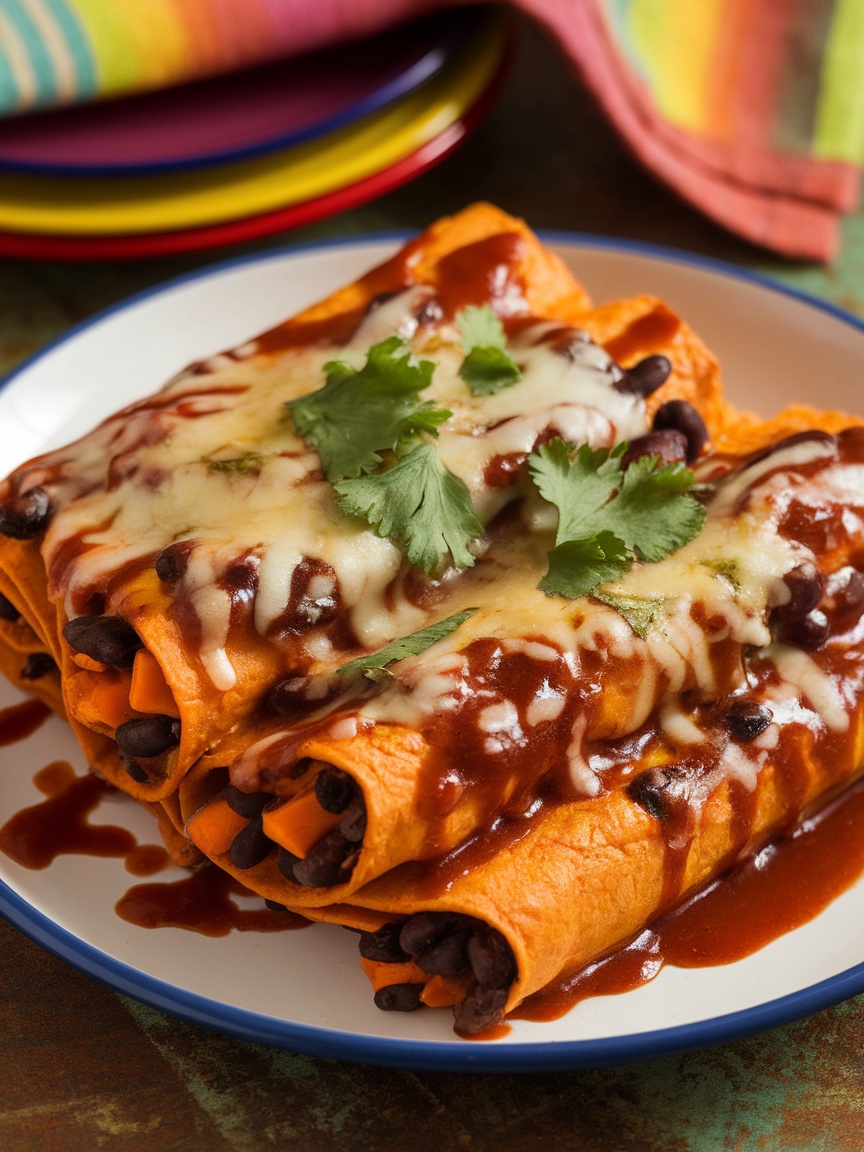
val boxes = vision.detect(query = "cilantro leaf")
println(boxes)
[337,609,478,678]
[285,336,449,481]
[539,533,629,599]
[335,441,483,574]
[592,590,666,639]
[456,304,507,350]
[456,305,521,396]
[607,454,707,562]
[529,438,707,599]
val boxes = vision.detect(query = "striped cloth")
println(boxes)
[0,0,861,260]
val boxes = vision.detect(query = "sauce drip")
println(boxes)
[0,761,135,868]
[125,843,171,877]
[515,777,864,1022]
[115,867,310,936]
[603,303,681,364]
[0,698,50,746]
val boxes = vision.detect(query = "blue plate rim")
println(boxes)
[2,228,864,1072]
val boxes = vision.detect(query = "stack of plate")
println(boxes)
[0,6,509,260]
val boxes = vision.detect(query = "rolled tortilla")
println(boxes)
[177,427,864,910]
[0,203,723,805]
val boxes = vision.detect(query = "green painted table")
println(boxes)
[2,17,863,1151]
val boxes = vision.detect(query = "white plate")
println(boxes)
[2,235,864,1071]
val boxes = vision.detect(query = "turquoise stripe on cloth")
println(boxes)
[40,0,98,100]
[5,0,60,103]
[0,38,22,110]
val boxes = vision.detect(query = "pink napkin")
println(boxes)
[2,0,860,261]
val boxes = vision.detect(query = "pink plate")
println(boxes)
[0,7,481,176]
[0,55,507,262]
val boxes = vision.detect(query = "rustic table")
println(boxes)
[2,15,864,1151]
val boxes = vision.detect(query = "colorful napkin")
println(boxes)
[0,0,861,260]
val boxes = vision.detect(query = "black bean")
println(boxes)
[0,591,20,622]
[224,784,269,818]
[771,608,830,651]
[63,615,143,668]
[627,769,669,820]
[416,930,470,977]
[291,828,356,887]
[778,561,824,618]
[614,354,672,398]
[338,795,367,843]
[120,752,153,783]
[652,400,708,462]
[278,846,300,882]
[621,429,688,469]
[399,911,465,956]
[155,544,189,583]
[115,715,180,759]
[829,567,864,614]
[358,922,410,963]
[467,927,517,989]
[288,757,312,780]
[0,486,52,539]
[229,816,273,869]
[373,983,425,1012]
[416,297,444,326]
[453,985,508,1034]
[724,698,771,742]
[21,652,57,680]
[314,766,356,813]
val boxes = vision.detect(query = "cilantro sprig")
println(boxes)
[456,305,521,396]
[285,336,449,481]
[335,441,482,574]
[337,609,477,680]
[287,336,483,573]
[528,439,707,600]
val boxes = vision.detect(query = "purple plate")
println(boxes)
[0,7,482,176]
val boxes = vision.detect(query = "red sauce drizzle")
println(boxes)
[434,232,527,319]
[514,777,864,1022]
[0,761,135,868]
[0,698,50,746]
[115,868,310,936]
[125,844,172,877]
[603,303,681,363]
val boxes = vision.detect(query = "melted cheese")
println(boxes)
[26,285,864,812]
[40,290,645,685]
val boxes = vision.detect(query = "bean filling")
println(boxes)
[221,766,367,886]
[362,911,517,1033]
[115,715,181,759]
[63,615,143,668]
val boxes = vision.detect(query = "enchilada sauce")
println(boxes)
[515,775,864,1021]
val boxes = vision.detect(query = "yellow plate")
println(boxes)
[0,12,506,236]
